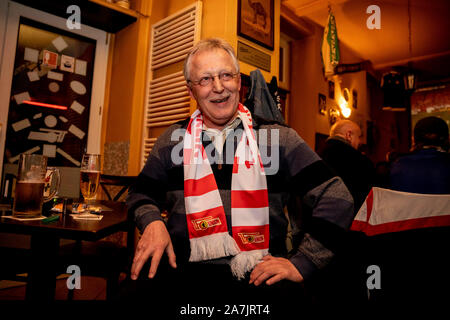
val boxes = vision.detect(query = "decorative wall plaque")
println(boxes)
[237,41,271,72]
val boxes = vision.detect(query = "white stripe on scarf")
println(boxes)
[183,104,269,279]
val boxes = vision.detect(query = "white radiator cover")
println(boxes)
[141,1,202,169]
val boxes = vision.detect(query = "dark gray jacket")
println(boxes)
[127,116,354,281]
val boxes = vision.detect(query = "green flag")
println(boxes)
[321,12,340,77]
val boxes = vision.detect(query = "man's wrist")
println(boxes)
[135,204,164,233]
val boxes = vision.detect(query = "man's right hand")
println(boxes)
[130,220,177,280]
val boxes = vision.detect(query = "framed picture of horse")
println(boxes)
[238,0,274,50]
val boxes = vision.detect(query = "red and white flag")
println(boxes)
[351,187,450,236]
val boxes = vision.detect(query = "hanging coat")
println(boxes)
[244,69,285,124]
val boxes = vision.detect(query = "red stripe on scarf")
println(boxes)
[353,215,450,236]
[232,225,270,251]
[366,189,374,221]
[186,206,229,238]
[231,190,269,208]
[184,174,218,197]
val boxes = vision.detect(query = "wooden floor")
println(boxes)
[0,276,109,300]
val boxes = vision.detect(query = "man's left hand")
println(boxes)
[249,255,303,286]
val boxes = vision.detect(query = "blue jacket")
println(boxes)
[390,148,450,194]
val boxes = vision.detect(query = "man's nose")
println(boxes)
[212,75,224,92]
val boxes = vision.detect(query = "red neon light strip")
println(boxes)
[22,100,67,110]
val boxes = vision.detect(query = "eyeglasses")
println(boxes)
[188,72,239,87]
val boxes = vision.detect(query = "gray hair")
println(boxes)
[183,38,240,82]
[330,119,360,137]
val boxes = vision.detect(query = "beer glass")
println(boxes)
[13,154,60,218]
[80,154,101,204]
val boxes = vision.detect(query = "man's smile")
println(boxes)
[210,96,230,104]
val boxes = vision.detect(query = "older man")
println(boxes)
[317,119,375,306]
[125,38,353,310]
[319,119,375,213]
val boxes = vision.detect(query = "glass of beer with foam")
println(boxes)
[13,154,60,218]
[80,154,101,204]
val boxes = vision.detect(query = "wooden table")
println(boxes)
[0,200,133,300]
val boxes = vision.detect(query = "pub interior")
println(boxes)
[0,0,448,314]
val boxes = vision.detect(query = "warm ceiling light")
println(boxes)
[339,98,351,118]
[22,100,68,110]
[339,88,351,118]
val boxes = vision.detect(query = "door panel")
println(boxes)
[0,2,108,198]
[4,18,96,168]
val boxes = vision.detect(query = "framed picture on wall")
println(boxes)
[353,89,358,109]
[238,0,274,50]
[328,80,335,99]
[319,93,327,115]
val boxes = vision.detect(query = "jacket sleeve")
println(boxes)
[283,128,354,281]
[126,125,181,233]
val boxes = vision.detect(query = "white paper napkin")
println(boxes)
[70,213,103,220]
[3,215,46,221]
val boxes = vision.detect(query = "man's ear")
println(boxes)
[186,84,195,100]
[345,130,353,143]
[237,73,241,91]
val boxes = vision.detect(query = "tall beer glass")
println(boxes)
[80,154,101,204]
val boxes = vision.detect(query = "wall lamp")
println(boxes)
[339,87,351,118]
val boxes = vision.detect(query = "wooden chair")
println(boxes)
[99,174,137,202]
[62,174,137,300]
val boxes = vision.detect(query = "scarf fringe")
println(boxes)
[230,249,268,280]
[189,232,240,262]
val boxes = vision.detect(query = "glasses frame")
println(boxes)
[188,72,239,87]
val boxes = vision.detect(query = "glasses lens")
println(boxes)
[220,73,233,81]
[195,73,236,86]
[199,77,212,86]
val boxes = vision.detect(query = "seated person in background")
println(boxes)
[318,119,375,214]
[316,119,377,305]
[124,38,354,311]
[390,116,450,194]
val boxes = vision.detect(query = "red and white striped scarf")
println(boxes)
[183,104,269,279]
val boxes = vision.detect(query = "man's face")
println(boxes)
[187,48,241,130]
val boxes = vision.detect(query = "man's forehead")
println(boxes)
[191,50,235,73]
[194,47,227,56]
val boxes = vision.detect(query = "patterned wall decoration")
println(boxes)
[103,141,129,176]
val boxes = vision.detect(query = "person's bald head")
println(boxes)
[330,120,362,150]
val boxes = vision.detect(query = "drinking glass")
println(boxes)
[13,154,60,218]
[80,154,101,205]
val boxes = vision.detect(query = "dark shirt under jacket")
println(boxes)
[319,136,375,215]
[390,148,450,194]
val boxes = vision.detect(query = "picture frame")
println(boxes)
[328,80,335,99]
[319,93,327,115]
[353,89,358,109]
[238,0,274,50]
